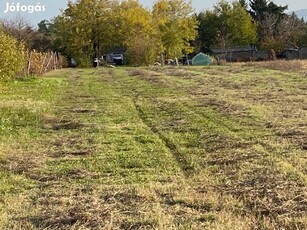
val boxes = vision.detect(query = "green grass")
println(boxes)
[0,65,306,229]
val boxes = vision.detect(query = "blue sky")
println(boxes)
[0,0,306,26]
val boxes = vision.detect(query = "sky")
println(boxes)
[0,0,306,27]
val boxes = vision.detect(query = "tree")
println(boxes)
[32,20,54,52]
[249,0,288,50]
[0,26,26,80]
[52,0,115,66]
[196,11,220,52]
[272,13,307,50]
[0,17,56,53]
[249,0,288,21]
[115,0,160,65]
[196,1,257,50]
[52,0,197,66]
[239,0,248,9]
[297,20,307,47]
[249,0,307,51]
[0,16,36,50]
[152,0,198,62]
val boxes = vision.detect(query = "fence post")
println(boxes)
[45,52,53,73]
[27,51,32,75]
[40,52,47,75]
[54,52,57,70]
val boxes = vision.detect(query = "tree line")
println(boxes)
[1,0,307,69]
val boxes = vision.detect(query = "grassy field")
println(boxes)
[0,62,306,229]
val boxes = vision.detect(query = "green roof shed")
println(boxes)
[192,52,213,66]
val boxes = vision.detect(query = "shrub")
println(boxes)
[0,27,26,80]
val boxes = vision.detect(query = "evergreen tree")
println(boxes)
[249,0,288,50]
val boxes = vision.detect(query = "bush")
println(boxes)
[0,27,26,80]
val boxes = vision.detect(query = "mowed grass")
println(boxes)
[0,63,306,229]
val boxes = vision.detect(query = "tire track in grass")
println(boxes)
[1,69,237,228]
[108,67,307,229]
[102,69,199,176]
[96,69,231,228]
[130,96,226,229]
[132,94,194,176]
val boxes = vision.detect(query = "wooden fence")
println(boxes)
[26,51,66,75]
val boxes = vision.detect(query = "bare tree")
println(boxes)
[275,13,306,48]
[260,12,279,39]
[0,15,36,49]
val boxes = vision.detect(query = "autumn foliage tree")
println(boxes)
[0,26,26,80]
[52,0,116,66]
[51,0,198,66]
[115,0,161,65]
[153,0,198,62]
[47,0,307,65]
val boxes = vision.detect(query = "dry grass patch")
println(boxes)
[247,60,304,72]
[22,185,163,229]
[46,135,96,158]
[0,154,40,174]
[227,166,307,229]
[42,116,84,131]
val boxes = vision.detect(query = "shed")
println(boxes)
[192,53,213,66]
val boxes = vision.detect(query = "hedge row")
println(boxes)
[0,28,26,80]
[0,27,66,80]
